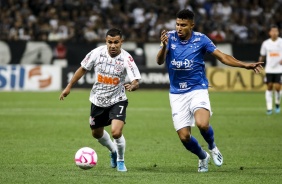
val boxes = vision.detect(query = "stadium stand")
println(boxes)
[0,0,281,43]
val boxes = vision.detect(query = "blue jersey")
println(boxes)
[165,31,216,94]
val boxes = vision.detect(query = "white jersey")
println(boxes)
[81,45,141,107]
[260,37,282,73]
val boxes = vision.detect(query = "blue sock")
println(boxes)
[182,136,206,159]
[200,126,216,150]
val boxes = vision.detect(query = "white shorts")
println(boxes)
[169,89,212,131]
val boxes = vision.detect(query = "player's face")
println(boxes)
[106,35,123,57]
[269,28,279,40]
[176,18,194,40]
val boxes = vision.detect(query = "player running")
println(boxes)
[60,28,141,172]
[258,24,282,115]
[156,9,263,172]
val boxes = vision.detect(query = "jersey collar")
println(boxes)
[179,31,195,45]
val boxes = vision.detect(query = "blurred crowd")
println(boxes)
[0,0,282,43]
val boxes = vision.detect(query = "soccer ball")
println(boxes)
[74,147,98,170]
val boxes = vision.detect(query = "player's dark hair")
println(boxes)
[176,9,194,20]
[269,24,278,31]
[106,28,122,38]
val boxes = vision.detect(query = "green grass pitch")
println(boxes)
[0,90,281,184]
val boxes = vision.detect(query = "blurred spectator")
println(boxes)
[53,41,68,67]
[0,0,281,43]
[209,27,226,42]
[54,41,67,59]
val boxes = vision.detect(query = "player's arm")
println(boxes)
[59,66,87,100]
[124,79,139,92]
[156,30,168,65]
[212,49,264,73]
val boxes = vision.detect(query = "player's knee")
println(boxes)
[178,132,191,142]
[179,135,191,142]
[111,129,122,139]
[92,129,103,139]
[197,122,209,131]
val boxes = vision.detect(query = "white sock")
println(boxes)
[274,90,281,105]
[114,135,126,161]
[265,90,273,110]
[97,130,116,153]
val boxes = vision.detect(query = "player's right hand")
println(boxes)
[160,30,168,46]
[59,88,70,100]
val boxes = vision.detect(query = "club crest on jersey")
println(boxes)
[114,62,123,72]
[171,44,176,50]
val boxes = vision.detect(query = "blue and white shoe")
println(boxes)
[266,110,272,115]
[209,146,223,167]
[117,161,127,172]
[110,151,117,168]
[198,152,210,172]
[275,107,280,114]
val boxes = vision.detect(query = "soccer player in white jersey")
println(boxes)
[156,9,263,172]
[59,28,141,172]
[258,25,282,115]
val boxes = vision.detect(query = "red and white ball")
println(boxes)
[74,147,98,170]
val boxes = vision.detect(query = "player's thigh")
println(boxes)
[274,83,282,91]
[91,127,104,138]
[194,108,210,130]
[169,93,194,131]
[109,100,128,122]
[109,100,128,137]
[190,89,211,128]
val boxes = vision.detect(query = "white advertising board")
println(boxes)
[0,65,61,91]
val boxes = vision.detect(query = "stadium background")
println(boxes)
[1,0,282,92]
[1,1,282,183]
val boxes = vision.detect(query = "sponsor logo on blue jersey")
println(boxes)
[171,59,193,70]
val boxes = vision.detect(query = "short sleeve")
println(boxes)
[80,49,98,70]
[124,54,141,82]
[203,35,217,54]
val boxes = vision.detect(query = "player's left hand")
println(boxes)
[245,62,264,73]
[124,80,139,92]
[124,83,136,92]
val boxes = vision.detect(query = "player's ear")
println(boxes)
[191,21,195,29]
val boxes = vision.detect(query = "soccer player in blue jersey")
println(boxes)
[156,9,263,172]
